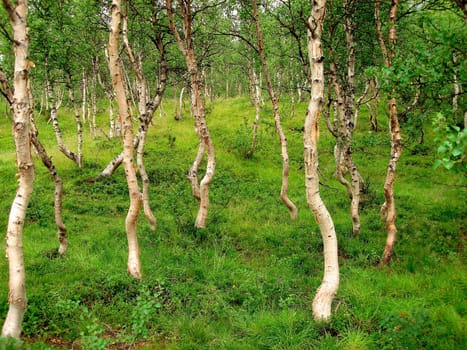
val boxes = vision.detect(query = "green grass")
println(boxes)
[0,95,465,349]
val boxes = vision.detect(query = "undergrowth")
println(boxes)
[0,96,465,349]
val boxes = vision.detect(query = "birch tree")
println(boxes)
[1,0,34,338]
[375,0,401,264]
[98,0,168,179]
[250,0,297,219]
[305,0,339,321]
[0,67,68,256]
[323,0,366,235]
[108,0,143,279]
[165,0,216,229]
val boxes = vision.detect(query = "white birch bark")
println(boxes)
[109,0,142,279]
[65,74,83,168]
[1,0,34,338]
[98,42,168,179]
[81,69,87,122]
[166,0,216,229]
[306,0,339,322]
[122,14,156,230]
[324,1,363,235]
[45,69,81,167]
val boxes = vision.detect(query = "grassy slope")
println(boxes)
[0,96,465,349]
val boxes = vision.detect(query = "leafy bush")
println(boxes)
[433,113,466,173]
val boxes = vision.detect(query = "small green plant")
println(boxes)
[231,117,260,159]
[0,337,24,350]
[130,284,163,340]
[433,113,466,173]
[377,310,449,350]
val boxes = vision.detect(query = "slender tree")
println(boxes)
[1,0,34,338]
[97,7,168,179]
[375,0,401,264]
[165,0,216,229]
[323,0,366,235]
[305,0,339,321]
[108,0,142,279]
[250,0,297,219]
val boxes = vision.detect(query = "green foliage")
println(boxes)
[376,309,466,350]
[0,91,465,349]
[433,113,466,173]
[229,117,263,159]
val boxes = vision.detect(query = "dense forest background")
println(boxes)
[0,0,465,348]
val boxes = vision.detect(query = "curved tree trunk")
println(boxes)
[306,0,339,322]
[251,0,297,220]
[98,32,168,180]
[109,0,142,279]
[122,13,157,230]
[1,0,34,338]
[376,0,401,264]
[166,0,216,229]
[46,69,81,167]
[30,133,68,254]
[381,97,401,264]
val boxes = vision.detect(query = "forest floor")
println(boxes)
[0,96,465,349]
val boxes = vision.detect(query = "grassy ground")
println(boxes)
[0,95,465,349]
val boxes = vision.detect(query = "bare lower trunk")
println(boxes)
[306,0,339,322]
[109,0,142,279]
[381,97,401,263]
[30,133,68,254]
[108,94,115,137]
[166,0,216,229]
[179,86,185,120]
[247,64,261,158]
[376,0,401,264]
[2,0,34,338]
[81,70,87,122]
[122,13,162,230]
[47,76,80,166]
[65,74,83,168]
[188,141,204,201]
[251,0,297,219]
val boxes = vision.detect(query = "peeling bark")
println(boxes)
[306,0,339,322]
[166,0,216,229]
[324,0,363,235]
[45,66,81,167]
[1,0,34,338]
[109,0,142,279]
[98,43,167,180]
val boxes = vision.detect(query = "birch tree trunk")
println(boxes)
[1,0,34,338]
[1,69,68,258]
[109,0,142,279]
[81,69,87,122]
[166,0,216,229]
[306,0,339,322]
[45,68,81,167]
[251,0,297,220]
[98,38,168,179]
[452,51,460,112]
[122,13,157,230]
[30,131,68,255]
[65,73,83,168]
[376,0,402,264]
[324,0,363,235]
